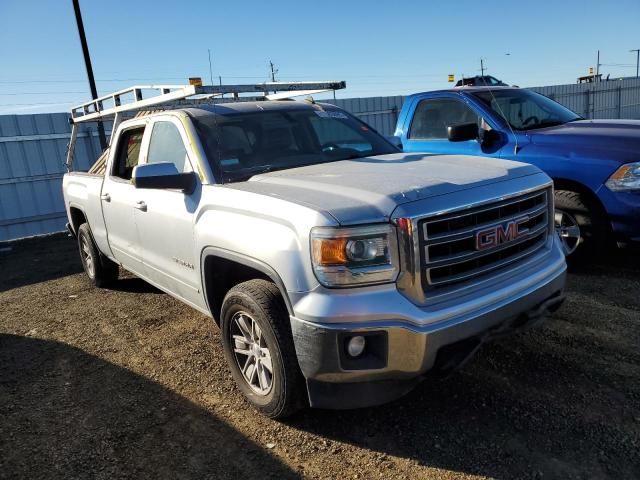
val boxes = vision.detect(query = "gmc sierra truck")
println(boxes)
[63,83,566,418]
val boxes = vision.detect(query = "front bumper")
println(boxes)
[596,187,640,242]
[290,238,566,409]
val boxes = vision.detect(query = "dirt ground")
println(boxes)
[1,234,639,480]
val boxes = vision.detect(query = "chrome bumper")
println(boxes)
[290,237,566,409]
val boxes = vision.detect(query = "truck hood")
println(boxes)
[528,119,640,161]
[225,153,540,224]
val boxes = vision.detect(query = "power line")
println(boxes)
[0,100,79,107]
[0,91,87,96]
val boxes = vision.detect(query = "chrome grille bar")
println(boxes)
[419,188,551,289]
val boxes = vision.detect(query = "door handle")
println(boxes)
[100,193,111,202]
[134,201,147,212]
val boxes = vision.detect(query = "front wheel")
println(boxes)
[554,190,607,263]
[220,279,305,419]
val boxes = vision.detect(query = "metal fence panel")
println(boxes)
[0,114,106,241]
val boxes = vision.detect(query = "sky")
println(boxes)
[0,0,639,115]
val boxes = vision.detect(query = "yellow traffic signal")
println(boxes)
[448,74,455,82]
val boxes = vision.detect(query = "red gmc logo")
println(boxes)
[475,216,529,251]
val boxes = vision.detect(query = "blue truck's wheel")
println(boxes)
[220,279,306,418]
[554,190,607,263]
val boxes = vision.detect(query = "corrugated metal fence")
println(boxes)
[1,77,640,241]
[532,77,640,120]
[0,115,105,241]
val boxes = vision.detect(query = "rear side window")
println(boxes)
[112,127,144,180]
[409,99,479,140]
[147,121,191,172]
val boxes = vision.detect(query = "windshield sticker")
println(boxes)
[220,158,240,167]
[315,111,348,119]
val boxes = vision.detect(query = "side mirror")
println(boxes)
[447,122,480,142]
[132,162,196,194]
[385,135,403,150]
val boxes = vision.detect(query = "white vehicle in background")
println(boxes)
[63,82,566,418]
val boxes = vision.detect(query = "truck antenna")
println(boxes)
[480,76,519,155]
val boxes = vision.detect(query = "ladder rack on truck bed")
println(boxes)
[66,80,346,171]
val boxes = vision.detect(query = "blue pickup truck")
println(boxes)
[393,86,640,261]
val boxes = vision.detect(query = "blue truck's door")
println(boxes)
[401,95,505,158]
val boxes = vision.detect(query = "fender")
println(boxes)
[200,246,294,317]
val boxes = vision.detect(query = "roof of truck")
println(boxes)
[406,85,518,98]
[183,99,340,118]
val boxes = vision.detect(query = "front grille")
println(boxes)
[419,189,550,289]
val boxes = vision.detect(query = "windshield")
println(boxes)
[191,106,398,183]
[472,89,582,131]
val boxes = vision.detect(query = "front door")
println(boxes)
[101,125,146,276]
[403,97,503,157]
[133,117,202,307]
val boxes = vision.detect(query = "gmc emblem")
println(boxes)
[475,216,529,251]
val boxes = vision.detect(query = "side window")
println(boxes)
[147,121,191,173]
[409,99,479,140]
[309,116,374,152]
[112,127,144,180]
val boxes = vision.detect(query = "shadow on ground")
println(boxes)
[0,334,300,479]
[0,234,81,292]
[108,276,164,294]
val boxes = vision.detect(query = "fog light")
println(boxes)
[347,336,366,357]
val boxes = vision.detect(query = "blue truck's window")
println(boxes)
[113,127,144,180]
[472,90,581,131]
[147,121,191,172]
[409,99,478,140]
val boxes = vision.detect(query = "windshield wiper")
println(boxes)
[339,152,372,160]
[521,120,564,131]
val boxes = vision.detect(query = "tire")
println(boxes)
[554,190,607,264]
[77,223,119,287]
[220,279,305,419]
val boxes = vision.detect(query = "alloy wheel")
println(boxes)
[554,209,582,256]
[230,311,274,395]
[80,236,95,278]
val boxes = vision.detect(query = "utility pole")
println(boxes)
[208,49,213,85]
[596,50,600,81]
[71,0,106,150]
[269,60,278,94]
[480,58,485,76]
[631,49,640,78]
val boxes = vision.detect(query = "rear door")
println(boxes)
[133,115,201,306]
[101,122,148,275]
[402,96,503,157]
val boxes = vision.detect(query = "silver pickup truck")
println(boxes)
[63,90,566,418]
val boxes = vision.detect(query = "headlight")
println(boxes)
[310,224,399,287]
[605,162,640,192]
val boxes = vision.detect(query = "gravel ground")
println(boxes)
[1,234,639,480]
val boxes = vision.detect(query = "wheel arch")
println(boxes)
[201,247,294,325]
[69,206,88,235]
[552,178,608,219]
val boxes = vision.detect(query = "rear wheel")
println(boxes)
[77,223,119,287]
[220,279,305,419]
[554,190,607,263]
